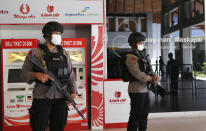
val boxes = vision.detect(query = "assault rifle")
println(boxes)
[29,55,85,119]
[139,52,156,91]
[139,52,166,97]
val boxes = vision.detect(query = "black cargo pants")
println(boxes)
[29,98,68,131]
[127,93,150,131]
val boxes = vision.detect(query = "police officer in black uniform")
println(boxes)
[21,21,77,131]
[125,32,159,131]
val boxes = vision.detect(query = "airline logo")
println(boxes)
[81,7,90,12]
[47,5,54,13]
[109,90,127,104]
[7,104,31,109]
[13,3,35,19]
[115,91,121,99]
[20,4,30,14]
[65,6,98,17]
[41,5,60,18]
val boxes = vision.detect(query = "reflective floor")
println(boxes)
[70,116,206,131]
[71,76,206,131]
[150,77,206,112]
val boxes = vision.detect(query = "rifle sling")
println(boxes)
[37,46,48,71]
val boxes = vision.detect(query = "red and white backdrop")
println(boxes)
[0,0,103,24]
[91,25,104,129]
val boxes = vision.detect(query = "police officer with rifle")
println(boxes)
[21,21,80,131]
[123,32,160,131]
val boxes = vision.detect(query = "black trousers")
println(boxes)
[171,78,178,91]
[29,98,68,131]
[127,93,150,131]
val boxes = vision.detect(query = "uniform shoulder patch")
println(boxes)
[27,50,32,56]
[131,57,136,64]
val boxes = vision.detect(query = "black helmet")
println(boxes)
[42,21,63,38]
[168,53,173,59]
[128,32,146,46]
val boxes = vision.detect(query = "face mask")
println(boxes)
[137,44,144,51]
[51,34,62,45]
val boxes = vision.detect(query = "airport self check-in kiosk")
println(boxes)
[62,38,88,130]
[1,39,38,131]
[1,38,88,131]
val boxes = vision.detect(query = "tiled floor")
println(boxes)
[71,116,206,131]
[149,77,206,112]
[86,78,206,131]
[75,78,206,131]
[147,117,206,131]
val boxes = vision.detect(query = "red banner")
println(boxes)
[1,39,38,49]
[61,38,86,48]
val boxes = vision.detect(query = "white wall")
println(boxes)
[0,25,91,42]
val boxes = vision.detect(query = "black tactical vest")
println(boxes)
[122,51,147,82]
[34,44,70,86]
